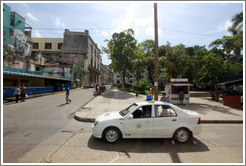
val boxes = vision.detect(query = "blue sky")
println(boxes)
[4,2,244,65]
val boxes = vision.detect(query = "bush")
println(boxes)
[134,79,151,94]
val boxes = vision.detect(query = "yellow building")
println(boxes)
[32,38,63,53]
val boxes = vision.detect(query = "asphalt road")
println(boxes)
[3,88,94,163]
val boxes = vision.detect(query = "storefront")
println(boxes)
[165,78,193,104]
[3,66,71,98]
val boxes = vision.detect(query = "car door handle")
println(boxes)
[172,119,177,121]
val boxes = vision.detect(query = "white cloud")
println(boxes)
[206,19,232,35]
[216,19,232,32]
[33,30,42,38]
[26,12,38,22]
[55,18,66,28]
[112,3,159,39]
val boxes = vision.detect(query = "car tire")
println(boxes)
[102,127,122,143]
[173,128,190,143]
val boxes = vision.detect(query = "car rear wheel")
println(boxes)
[102,127,121,143]
[173,128,190,143]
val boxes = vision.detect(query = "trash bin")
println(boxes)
[146,94,152,100]
[223,95,241,108]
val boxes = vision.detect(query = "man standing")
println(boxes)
[65,86,72,104]
[179,90,184,105]
[14,85,21,103]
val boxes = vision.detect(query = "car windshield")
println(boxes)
[119,103,138,117]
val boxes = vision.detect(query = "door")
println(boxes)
[124,105,153,138]
[153,104,178,138]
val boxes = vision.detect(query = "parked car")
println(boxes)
[89,82,95,88]
[92,101,202,143]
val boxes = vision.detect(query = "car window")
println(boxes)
[120,103,138,116]
[155,105,177,117]
[132,105,152,119]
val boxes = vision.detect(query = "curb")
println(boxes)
[201,120,243,124]
[74,114,243,124]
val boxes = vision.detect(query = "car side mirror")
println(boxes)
[128,115,133,120]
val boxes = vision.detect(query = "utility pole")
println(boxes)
[154,3,159,101]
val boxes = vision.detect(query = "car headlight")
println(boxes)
[94,121,99,127]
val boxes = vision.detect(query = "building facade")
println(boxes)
[100,63,113,84]
[61,29,101,85]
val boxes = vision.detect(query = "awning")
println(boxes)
[218,79,243,85]
[3,71,71,81]
[172,83,194,86]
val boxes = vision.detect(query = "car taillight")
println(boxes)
[197,117,201,124]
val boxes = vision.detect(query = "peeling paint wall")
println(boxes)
[11,29,32,57]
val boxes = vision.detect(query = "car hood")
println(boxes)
[96,111,122,122]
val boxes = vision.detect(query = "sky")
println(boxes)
[3,1,244,65]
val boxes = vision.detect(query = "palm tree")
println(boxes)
[228,12,243,35]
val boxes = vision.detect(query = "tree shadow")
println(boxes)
[179,103,242,116]
[101,90,135,100]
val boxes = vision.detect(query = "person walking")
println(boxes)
[179,89,184,105]
[160,92,171,103]
[14,85,21,103]
[20,84,27,102]
[65,85,72,104]
[150,87,154,99]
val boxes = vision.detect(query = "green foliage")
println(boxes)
[103,29,137,89]
[133,79,151,94]
[138,40,155,83]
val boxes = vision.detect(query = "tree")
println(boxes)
[132,45,146,96]
[138,39,155,84]
[103,29,137,90]
[228,12,243,35]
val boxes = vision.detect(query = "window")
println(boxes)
[117,81,120,84]
[58,43,63,49]
[33,43,39,49]
[35,67,40,71]
[45,43,52,49]
[10,13,14,26]
[132,105,152,119]
[117,75,120,78]
[130,81,133,83]
[155,105,177,117]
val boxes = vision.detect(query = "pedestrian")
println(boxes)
[14,85,21,103]
[150,87,154,99]
[179,89,184,105]
[20,84,27,102]
[160,92,171,103]
[65,85,72,104]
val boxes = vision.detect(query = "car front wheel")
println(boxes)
[173,128,190,143]
[102,127,122,143]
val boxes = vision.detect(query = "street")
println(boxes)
[3,88,94,163]
[2,88,244,163]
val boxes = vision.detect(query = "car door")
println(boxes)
[153,104,179,138]
[124,105,154,138]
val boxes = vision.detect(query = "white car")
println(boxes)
[92,101,202,143]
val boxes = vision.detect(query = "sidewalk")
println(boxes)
[75,88,243,123]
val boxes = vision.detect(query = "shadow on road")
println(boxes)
[57,103,69,107]
[101,90,135,100]
[87,136,209,158]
